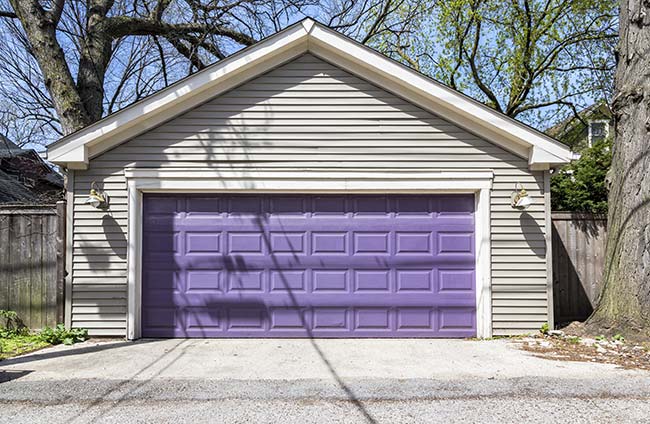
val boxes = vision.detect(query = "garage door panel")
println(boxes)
[151,257,475,270]
[142,194,476,338]
[144,292,477,308]
[141,266,476,293]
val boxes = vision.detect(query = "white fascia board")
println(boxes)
[308,24,572,166]
[54,145,88,167]
[528,146,568,171]
[48,23,311,166]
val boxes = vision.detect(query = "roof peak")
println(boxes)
[47,18,571,170]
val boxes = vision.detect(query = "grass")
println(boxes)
[1,310,88,361]
[0,334,50,360]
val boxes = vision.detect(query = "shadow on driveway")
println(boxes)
[0,369,32,383]
[0,340,155,367]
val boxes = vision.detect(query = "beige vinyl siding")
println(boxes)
[71,54,548,336]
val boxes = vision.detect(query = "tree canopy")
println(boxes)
[0,0,424,145]
[378,0,617,125]
[551,137,611,213]
[0,0,617,147]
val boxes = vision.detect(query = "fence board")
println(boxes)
[552,212,607,324]
[0,203,65,329]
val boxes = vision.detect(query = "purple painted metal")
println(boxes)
[141,194,476,338]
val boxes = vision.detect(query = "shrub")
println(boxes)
[38,324,88,346]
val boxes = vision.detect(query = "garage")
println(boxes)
[141,194,476,338]
[48,19,572,339]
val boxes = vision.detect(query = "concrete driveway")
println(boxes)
[1,338,649,423]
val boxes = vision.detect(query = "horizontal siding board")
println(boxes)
[73,256,126,263]
[73,264,126,271]
[72,306,127,314]
[73,270,127,277]
[108,146,512,155]
[87,328,127,336]
[493,299,547,307]
[86,161,531,169]
[493,307,547,314]
[70,53,547,336]
[492,262,546,270]
[72,291,127,300]
[72,283,126,290]
[184,110,437,119]
[189,97,415,105]
[73,298,126,308]
[111,137,491,147]
[70,313,128,321]
[93,154,525,162]
[492,292,547,300]
[72,321,126,328]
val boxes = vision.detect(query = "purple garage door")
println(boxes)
[142,194,476,338]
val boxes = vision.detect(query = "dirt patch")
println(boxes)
[561,321,650,344]
[513,332,650,371]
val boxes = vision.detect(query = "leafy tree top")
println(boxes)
[551,136,611,213]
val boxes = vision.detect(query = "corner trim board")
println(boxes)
[544,170,554,329]
[64,170,74,328]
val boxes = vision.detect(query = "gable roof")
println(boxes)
[47,18,572,170]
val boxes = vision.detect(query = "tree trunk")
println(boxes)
[9,0,92,133]
[589,0,650,333]
[76,0,114,123]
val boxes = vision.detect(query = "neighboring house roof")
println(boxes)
[546,103,612,141]
[0,137,64,204]
[47,18,572,170]
[0,134,21,150]
[0,168,39,203]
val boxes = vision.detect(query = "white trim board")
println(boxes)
[48,18,571,171]
[124,169,493,339]
[64,170,74,329]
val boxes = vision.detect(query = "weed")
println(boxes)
[540,323,550,335]
[38,324,88,346]
[0,310,28,337]
[1,312,89,360]
[567,336,582,344]
[612,334,625,343]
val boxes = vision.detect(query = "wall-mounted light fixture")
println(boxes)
[510,183,533,210]
[84,181,109,209]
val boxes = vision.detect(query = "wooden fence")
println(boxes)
[0,202,65,329]
[552,212,607,324]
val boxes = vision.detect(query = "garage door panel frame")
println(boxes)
[126,169,492,339]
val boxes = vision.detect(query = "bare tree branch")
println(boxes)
[0,10,17,18]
